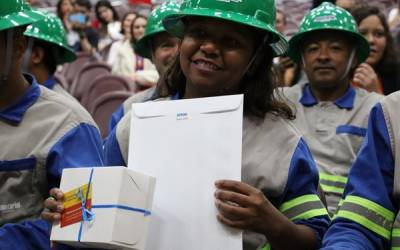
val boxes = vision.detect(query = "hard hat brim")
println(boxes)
[162,9,288,57]
[0,9,46,32]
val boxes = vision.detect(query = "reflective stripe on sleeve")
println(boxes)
[261,244,271,250]
[279,194,328,221]
[335,195,395,240]
[319,172,348,195]
[260,195,328,250]
[391,218,400,249]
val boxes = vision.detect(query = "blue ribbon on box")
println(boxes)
[77,168,152,242]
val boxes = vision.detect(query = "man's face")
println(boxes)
[302,30,356,89]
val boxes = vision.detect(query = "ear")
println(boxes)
[31,46,45,65]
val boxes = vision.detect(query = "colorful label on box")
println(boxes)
[60,184,92,228]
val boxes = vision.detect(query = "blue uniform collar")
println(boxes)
[0,74,41,124]
[299,83,355,109]
[43,75,56,90]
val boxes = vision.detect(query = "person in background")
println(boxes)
[56,0,74,32]
[351,5,400,95]
[69,0,99,53]
[23,13,77,97]
[283,2,382,214]
[107,12,137,68]
[131,15,147,43]
[111,14,158,90]
[276,7,287,35]
[108,1,181,132]
[274,7,301,87]
[0,2,104,249]
[94,0,123,52]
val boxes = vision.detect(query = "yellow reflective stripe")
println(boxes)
[320,184,344,194]
[391,227,400,249]
[392,228,400,237]
[319,172,348,183]
[345,196,394,221]
[279,194,321,212]
[279,195,328,221]
[337,210,392,239]
[291,208,329,221]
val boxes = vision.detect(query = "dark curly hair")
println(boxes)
[56,0,72,20]
[95,0,119,25]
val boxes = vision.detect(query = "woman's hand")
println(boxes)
[214,180,318,250]
[214,180,272,234]
[41,188,65,223]
[353,63,381,93]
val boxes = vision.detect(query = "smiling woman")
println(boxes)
[351,5,400,95]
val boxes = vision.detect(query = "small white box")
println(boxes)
[50,166,156,250]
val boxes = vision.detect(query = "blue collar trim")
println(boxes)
[299,84,355,109]
[0,74,41,124]
[43,75,56,90]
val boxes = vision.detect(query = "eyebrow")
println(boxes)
[188,20,251,39]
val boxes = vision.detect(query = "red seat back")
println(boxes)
[70,62,111,101]
[81,74,136,111]
[89,91,132,138]
[58,52,97,90]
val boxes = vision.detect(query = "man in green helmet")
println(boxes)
[283,2,383,214]
[23,13,77,97]
[108,1,181,132]
[0,2,104,248]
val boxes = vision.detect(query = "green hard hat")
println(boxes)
[24,13,77,64]
[0,0,46,32]
[135,1,181,59]
[162,0,287,57]
[288,2,369,63]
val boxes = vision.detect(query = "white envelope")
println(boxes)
[128,95,243,250]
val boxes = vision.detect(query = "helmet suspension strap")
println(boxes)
[339,48,356,81]
[241,34,269,79]
[22,37,34,72]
